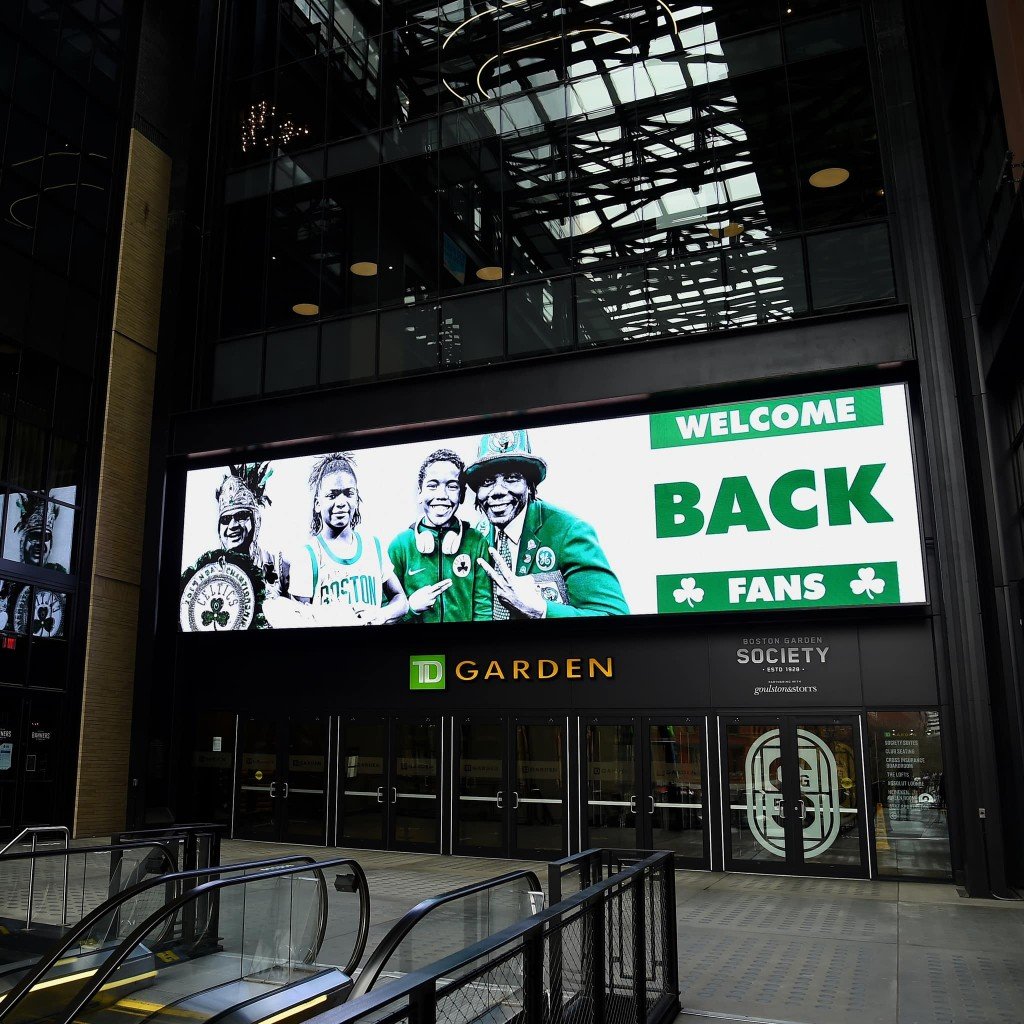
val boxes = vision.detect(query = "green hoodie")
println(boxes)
[388,519,492,623]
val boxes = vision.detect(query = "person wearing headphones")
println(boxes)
[388,448,492,622]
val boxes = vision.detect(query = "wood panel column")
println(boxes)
[73,128,171,836]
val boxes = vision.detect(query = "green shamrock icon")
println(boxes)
[201,596,230,628]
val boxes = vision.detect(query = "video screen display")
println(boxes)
[179,384,926,631]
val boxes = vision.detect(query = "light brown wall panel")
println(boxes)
[74,129,170,836]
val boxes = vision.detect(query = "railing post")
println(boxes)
[26,833,36,929]
[588,888,606,1024]
[632,872,646,1024]
[663,857,678,1001]
[409,979,436,1024]
[524,925,546,1024]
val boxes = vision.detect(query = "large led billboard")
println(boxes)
[179,384,926,631]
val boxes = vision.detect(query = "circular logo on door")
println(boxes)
[13,586,65,638]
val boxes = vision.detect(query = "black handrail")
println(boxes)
[320,851,675,1024]
[0,836,194,864]
[112,824,226,842]
[55,857,367,1024]
[0,853,318,1021]
[348,867,543,999]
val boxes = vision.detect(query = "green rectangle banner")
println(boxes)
[656,562,901,613]
[649,388,884,449]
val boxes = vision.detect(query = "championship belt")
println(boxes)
[179,551,268,632]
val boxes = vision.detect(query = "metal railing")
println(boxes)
[0,824,221,935]
[0,826,70,857]
[49,856,367,1024]
[0,852,340,1023]
[548,848,653,904]
[311,850,679,1024]
[350,868,544,999]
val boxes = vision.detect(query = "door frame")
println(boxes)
[717,711,871,878]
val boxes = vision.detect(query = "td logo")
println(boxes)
[409,655,446,690]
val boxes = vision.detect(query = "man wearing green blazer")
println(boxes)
[466,429,629,619]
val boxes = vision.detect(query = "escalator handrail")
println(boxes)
[348,867,543,1000]
[0,835,211,863]
[113,824,227,842]
[0,853,319,1020]
[54,856,367,1024]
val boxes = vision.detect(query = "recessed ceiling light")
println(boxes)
[292,302,319,316]
[809,167,850,188]
[476,265,504,281]
[875,187,885,197]
[708,222,744,238]
[350,261,378,276]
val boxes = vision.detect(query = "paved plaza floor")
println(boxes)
[220,840,1024,1024]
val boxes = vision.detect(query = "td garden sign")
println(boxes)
[179,383,924,631]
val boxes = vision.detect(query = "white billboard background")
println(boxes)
[180,384,926,617]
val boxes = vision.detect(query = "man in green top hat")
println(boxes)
[466,429,628,619]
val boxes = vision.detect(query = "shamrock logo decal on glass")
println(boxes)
[673,577,705,608]
[850,567,885,600]
[33,603,55,636]
[201,597,230,629]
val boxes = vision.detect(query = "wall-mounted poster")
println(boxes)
[178,385,927,631]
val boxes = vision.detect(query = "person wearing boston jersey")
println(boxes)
[388,449,491,622]
[467,429,628,619]
[289,452,408,626]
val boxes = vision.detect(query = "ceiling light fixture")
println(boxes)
[350,261,378,276]
[476,265,504,281]
[809,167,850,188]
[292,302,320,316]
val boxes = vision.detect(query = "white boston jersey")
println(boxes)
[292,532,392,620]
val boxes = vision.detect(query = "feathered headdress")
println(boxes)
[14,493,57,536]
[216,463,273,551]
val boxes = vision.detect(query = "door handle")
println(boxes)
[391,787,398,804]
[512,791,520,809]
[647,795,655,814]
[282,782,289,799]
[796,799,805,817]
[629,794,637,813]
[774,795,784,819]
[496,790,503,809]
[269,781,277,798]
[376,786,384,804]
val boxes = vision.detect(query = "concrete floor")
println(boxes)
[221,839,1024,1024]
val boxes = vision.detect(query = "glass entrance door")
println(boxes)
[0,694,19,830]
[234,716,328,843]
[583,717,709,866]
[337,715,440,852]
[452,716,568,858]
[721,715,868,876]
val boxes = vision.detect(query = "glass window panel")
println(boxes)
[226,0,279,78]
[723,236,807,328]
[645,253,728,338]
[576,266,648,347]
[228,70,277,168]
[378,304,438,376]
[715,28,782,79]
[8,422,47,490]
[440,291,502,367]
[16,350,56,428]
[783,9,863,61]
[266,180,324,326]
[867,710,952,879]
[439,140,502,294]
[327,134,381,175]
[502,128,570,279]
[274,149,325,191]
[320,314,376,383]
[225,163,274,204]
[278,0,333,64]
[807,223,894,309]
[380,23,441,129]
[275,54,327,151]
[220,196,269,336]
[327,37,382,142]
[790,50,885,231]
[211,335,263,402]
[320,166,380,315]
[701,1,780,38]
[380,117,439,163]
[378,154,439,304]
[29,613,69,685]
[265,325,318,393]
[438,1,498,112]
[506,278,572,357]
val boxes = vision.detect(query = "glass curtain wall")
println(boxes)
[208,0,896,401]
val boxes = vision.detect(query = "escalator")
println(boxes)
[0,827,222,994]
[0,855,368,1024]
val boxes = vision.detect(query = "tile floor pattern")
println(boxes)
[219,842,1024,1024]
